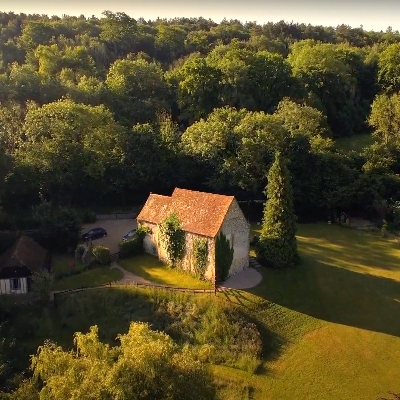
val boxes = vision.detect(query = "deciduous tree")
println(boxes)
[30,322,216,399]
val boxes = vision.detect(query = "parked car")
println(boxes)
[122,229,137,242]
[81,227,107,241]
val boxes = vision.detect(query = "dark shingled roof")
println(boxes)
[137,188,234,238]
[0,235,48,272]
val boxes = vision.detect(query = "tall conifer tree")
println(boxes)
[257,151,298,268]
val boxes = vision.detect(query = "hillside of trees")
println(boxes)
[0,11,400,222]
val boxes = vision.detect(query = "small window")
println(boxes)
[10,278,20,290]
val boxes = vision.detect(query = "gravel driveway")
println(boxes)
[81,219,138,253]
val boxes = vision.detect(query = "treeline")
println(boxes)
[0,11,400,222]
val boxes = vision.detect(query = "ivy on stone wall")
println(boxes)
[215,232,234,284]
[160,212,186,266]
[193,238,208,279]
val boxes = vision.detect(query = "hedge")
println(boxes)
[91,245,110,265]
[118,237,143,258]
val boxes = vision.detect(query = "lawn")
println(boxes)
[334,132,375,153]
[118,254,213,289]
[215,223,400,399]
[51,254,123,291]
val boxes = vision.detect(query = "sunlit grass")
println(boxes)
[219,222,400,399]
[52,267,122,291]
[118,254,213,289]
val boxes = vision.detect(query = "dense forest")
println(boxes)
[0,11,400,223]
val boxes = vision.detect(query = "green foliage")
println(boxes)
[381,219,388,237]
[160,212,186,266]
[105,58,170,124]
[32,201,82,252]
[215,232,234,284]
[31,270,54,306]
[369,92,400,147]
[378,42,400,93]
[78,210,97,224]
[192,238,209,279]
[56,289,262,372]
[16,99,125,207]
[118,226,148,259]
[74,244,85,259]
[30,322,216,400]
[91,245,110,265]
[258,152,298,268]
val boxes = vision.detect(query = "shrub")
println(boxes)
[215,232,233,284]
[75,244,85,258]
[118,237,143,258]
[381,219,389,237]
[118,225,148,258]
[91,245,110,265]
[31,270,54,305]
[79,209,97,224]
[193,238,208,279]
[159,212,186,266]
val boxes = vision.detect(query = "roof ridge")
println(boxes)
[172,187,235,199]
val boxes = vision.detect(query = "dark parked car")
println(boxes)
[81,227,107,241]
[122,229,137,241]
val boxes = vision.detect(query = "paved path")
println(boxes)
[50,260,263,302]
[110,262,154,285]
[221,267,262,290]
[111,261,263,290]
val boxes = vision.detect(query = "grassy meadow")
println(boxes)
[214,223,400,399]
[2,223,400,399]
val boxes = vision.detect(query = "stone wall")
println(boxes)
[140,221,159,257]
[179,233,215,280]
[220,199,250,276]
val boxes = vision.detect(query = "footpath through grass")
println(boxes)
[118,254,213,289]
[216,223,400,400]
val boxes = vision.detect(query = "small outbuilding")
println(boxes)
[0,235,50,294]
[137,188,250,282]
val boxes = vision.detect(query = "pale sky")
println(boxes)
[2,0,399,32]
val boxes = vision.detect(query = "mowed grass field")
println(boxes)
[215,223,400,400]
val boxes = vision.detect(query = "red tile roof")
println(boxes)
[137,188,234,237]
[136,194,171,225]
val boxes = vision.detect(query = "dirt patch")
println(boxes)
[82,219,137,253]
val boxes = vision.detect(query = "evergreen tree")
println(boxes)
[257,152,298,268]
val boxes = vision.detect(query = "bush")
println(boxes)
[74,244,86,258]
[32,202,82,252]
[118,237,143,258]
[79,209,97,224]
[91,245,110,265]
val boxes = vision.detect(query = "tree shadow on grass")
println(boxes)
[247,252,400,338]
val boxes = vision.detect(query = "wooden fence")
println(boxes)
[53,280,221,306]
